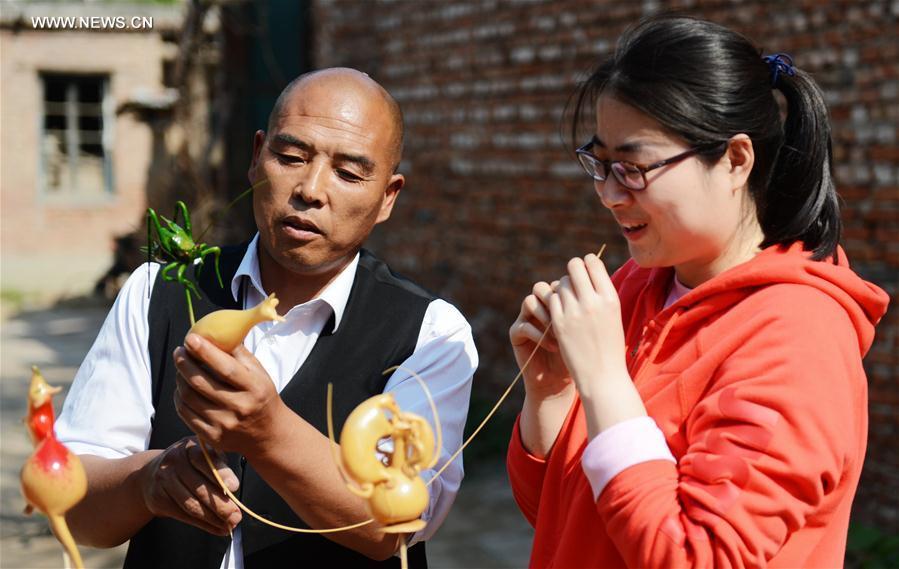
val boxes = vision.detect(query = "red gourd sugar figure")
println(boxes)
[20,366,87,569]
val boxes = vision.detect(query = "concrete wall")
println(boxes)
[1,9,175,297]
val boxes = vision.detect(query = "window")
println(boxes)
[40,73,113,200]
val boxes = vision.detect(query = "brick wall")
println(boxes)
[311,0,898,531]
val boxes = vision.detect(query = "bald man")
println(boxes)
[56,68,477,568]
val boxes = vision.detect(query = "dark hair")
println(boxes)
[571,15,840,261]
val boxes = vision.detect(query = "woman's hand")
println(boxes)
[511,280,577,457]
[549,254,645,437]
[549,254,628,394]
[510,281,573,400]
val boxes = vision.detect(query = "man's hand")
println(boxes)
[173,333,287,455]
[139,437,241,536]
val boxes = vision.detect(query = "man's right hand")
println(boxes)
[139,436,242,536]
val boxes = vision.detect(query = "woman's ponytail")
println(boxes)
[762,68,842,261]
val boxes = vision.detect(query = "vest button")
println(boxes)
[240,455,247,466]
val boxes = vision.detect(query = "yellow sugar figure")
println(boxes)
[337,392,437,532]
[188,293,285,352]
[339,394,397,494]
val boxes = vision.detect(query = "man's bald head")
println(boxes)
[267,68,404,172]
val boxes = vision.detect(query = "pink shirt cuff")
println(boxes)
[580,416,676,501]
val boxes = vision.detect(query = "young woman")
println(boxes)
[507,15,889,568]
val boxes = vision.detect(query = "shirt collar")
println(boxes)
[230,233,359,332]
[231,233,265,302]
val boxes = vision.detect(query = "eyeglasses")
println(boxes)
[575,139,727,190]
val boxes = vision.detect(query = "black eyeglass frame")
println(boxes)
[575,139,728,190]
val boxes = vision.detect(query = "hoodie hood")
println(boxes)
[619,242,890,376]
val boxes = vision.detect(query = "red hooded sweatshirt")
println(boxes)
[507,242,889,568]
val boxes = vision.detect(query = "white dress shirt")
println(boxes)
[56,235,477,569]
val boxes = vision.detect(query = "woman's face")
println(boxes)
[591,95,758,287]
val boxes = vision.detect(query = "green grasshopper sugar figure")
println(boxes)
[146,200,223,324]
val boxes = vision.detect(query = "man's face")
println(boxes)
[248,77,403,278]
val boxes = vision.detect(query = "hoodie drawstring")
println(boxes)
[632,307,683,383]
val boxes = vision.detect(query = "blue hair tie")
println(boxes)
[762,53,796,86]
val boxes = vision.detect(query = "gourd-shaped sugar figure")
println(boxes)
[339,393,438,533]
[20,366,87,569]
[189,293,285,351]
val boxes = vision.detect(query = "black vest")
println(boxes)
[123,243,433,568]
